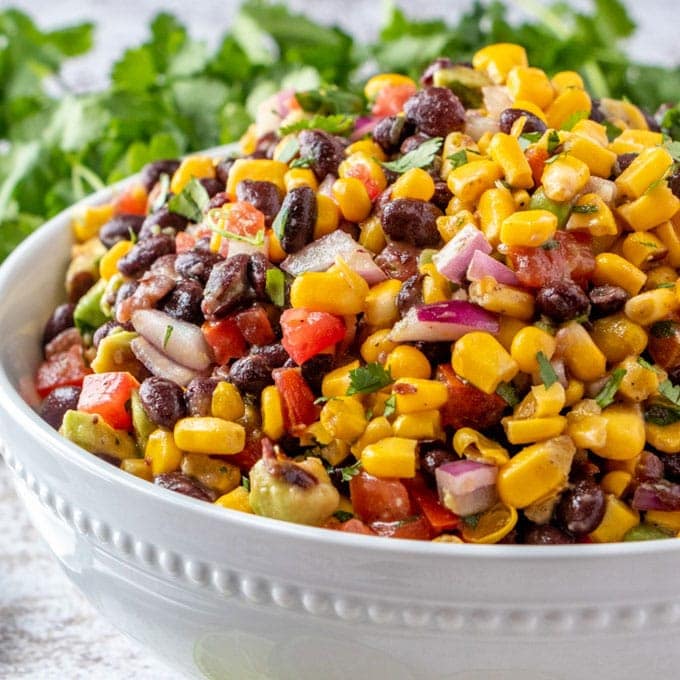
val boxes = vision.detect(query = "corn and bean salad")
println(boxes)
[35,42,680,544]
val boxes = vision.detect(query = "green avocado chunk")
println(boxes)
[59,409,137,460]
[73,278,110,336]
[131,389,155,455]
[529,187,572,228]
[433,65,491,109]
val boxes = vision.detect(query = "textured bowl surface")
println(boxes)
[2,173,680,680]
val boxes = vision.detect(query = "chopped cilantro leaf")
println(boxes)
[383,394,397,418]
[659,379,680,406]
[339,460,362,482]
[346,363,393,396]
[536,351,558,389]
[657,282,676,289]
[496,381,519,407]
[333,510,354,522]
[163,324,173,349]
[382,137,443,173]
[595,368,627,408]
[168,178,209,222]
[447,149,468,169]
[242,476,250,492]
[289,156,313,168]
[546,130,561,154]
[572,203,598,214]
[280,114,356,136]
[560,110,589,131]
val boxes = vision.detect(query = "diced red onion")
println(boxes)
[342,248,387,285]
[351,115,379,141]
[464,110,501,141]
[318,174,337,197]
[221,235,269,260]
[632,482,680,512]
[466,250,519,286]
[131,309,213,371]
[131,337,198,387]
[433,224,492,283]
[435,460,499,516]
[276,89,296,118]
[583,177,618,206]
[389,300,499,342]
[481,85,512,118]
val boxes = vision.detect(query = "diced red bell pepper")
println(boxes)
[280,308,345,365]
[370,515,432,540]
[404,475,460,533]
[175,231,196,254]
[202,318,248,365]
[272,368,318,434]
[77,371,140,431]
[525,145,549,186]
[114,183,148,216]
[349,471,413,524]
[235,305,276,346]
[371,83,417,117]
[436,364,507,430]
[35,345,91,398]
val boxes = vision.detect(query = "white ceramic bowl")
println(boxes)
[2,178,680,680]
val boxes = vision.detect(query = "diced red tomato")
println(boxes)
[226,434,263,473]
[222,201,265,237]
[349,471,413,524]
[175,231,196,254]
[202,318,248,365]
[507,231,595,289]
[436,364,507,430]
[77,371,140,431]
[525,145,549,186]
[404,475,460,533]
[342,161,382,201]
[35,345,91,398]
[114,183,148,216]
[272,368,318,434]
[371,83,417,117]
[370,515,432,540]
[280,308,345,365]
[235,305,276,346]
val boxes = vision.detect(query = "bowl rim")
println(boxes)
[1,148,678,561]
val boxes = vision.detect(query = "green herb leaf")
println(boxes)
[295,85,364,115]
[664,139,680,162]
[637,356,657,371]
[595,368,627,408]
[447,149,468,169]
[536,351,558,389]
[168,178,209,222]
[265,268,285,307]
[541,239,559,250]
[163,324,173,349]
[383,394,397,418]
[604,121,623,142]
[496,381,519,407]
[560,110,589,131]
[289,156,313,168]
[571,203,599,214]
[242,476,250,492]
[382,137,443,173]
[659,379,680,406]
[546,130,561,154]
[346,362,393,396]
[280,114,356,136]
[651,320,676,338]
[333,510,354,522]
[645,402,680,426]
[339,459,362,483]
[657,282,676,289]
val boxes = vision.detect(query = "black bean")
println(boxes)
[154,472,218,502]
[499,108,547,135]
[668,168,680,199]
[115,280,139,309]
[92,320,133,350]
[199,177,224,198]
[236,180,282,227]
[68,272,96,304]
[138,207,188,241]
[420,57,454,87]
[616,153,638,175]
[403,87,465,137]
[150,253,178,278]
[588,285,629,318]
[140,159,180,192]
[301,353,334,392]
[556,479,606,535]
[375,241,421,281]
[117,234,176,278]
[634,451,665,484]
[662,453,680,483]
[396,275,424,316]
[251,131,278,159]
[139,377,187,429]
[414,341,451,367]
[175,249,222,286]
[160,279,204,324]
[589,99,606,123]
[251,343,289,369]
[215,158,235,185]
[247,252,271,300]
[99,214,145,249]
[43,303,75,347]
[207,192,229,210]
[400,132,431,155]
[277,186,317,254]
[372,115,410,153]
[298,129,346,181]
[431,180,453,211]
[524,525,575,545]
[535,280,590,322]
[185,377,219,417]
[643,109,661,132]
[420,446,457,486]
[381,199,442,248]
[228,355,273,395]
[201,254,254,319]
[40,386,81,430]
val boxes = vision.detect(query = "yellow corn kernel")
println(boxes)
[452,331,519,394]
[351,416,393,456]
[180,454,241,494]
[317,438,351,467]
[605,453,641,475]
[568,411,608,448]
[345,138,387,162]
[590,314,648,364]
[436,212,475,242]
[624,288,679,326]
[506,66,554,109]
[361,437,417,478]
[422,272,449,304]
[617,183,680,232]
[290,269,368,316]
[320,396,367,442]
[364,73,416,100]
[571,119,609,147]
[511,189,530,210]
[391,378,449,414]
[590,404,645,460]
[565,193,617,236]
[555,322,607,382]
[226,159,287,197]
[391,167,435,201]
[384,345,431,380]
[364,279,402,328]
[358,214,386,253]
[468,276,535,321]
[121,458,152,481]
[331,177,372,223]
[644,265,677,290]
[171,156,215,195]
[365,390,390,418]
[645,420,680,454]
[593,253,646,295]
[517,383,566,419]
[239,124,257,155]
[446,159,504,204]
[284,167,317,192]
[608,129,663,155]
[461,502,518,544]
[267,230,286,263]
[545,88,591,130]
[472,43,528,84]
[478,187,516,246]
[564,379,584,406]
[99,240,133,280]
[646,510,680,532]
[551,70,584,93]
[146,429,183,475]
[440,132,480,178]
[488,132,533,189]
[503,415,567,445]
[211,381,245,422]
[621,232,666,269]
[601,470,632,498]
[509,326,556,374]
[215,486,253,513]
[173,417,245,455]
[589,495,639,543]
[73,203,115,242]
[497,435,575,509]
[313,193,340,239]
[500,208,557,248]
[616,356,659,402]
[496,315,527,352]
[303,420,333,448]
[541,155,591,202]
[360,331,396,365]
[453,428,509,466]
[655,220,680,267]
[321,360,360,399]
[616,147,674,200]
[562,134,616,179]
[445,195,475,216]
[260,385,285,440]
[392,410,442,440]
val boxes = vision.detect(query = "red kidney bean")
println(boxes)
[535,280,590,322]
[499,108,547,135]
[99,214,145,249]
[251,343,289,369]
[175,249,222,286]
[139,377,187,429]
[184,377,220,417]
[381,198,442,248]
[160,279,204,325]
[115,273,175,324]
[413,341,451,367]
[403,87,465,137]
[139,159,180,192]
[40,386,81,429]
[44,328,82,359]
[236,180,282,226]
[277,186,318,254]
[201,254,254,319]
[589,99,606,123]
[588,285,629,317]
[524,525,575,545]
[154,472,218,502]
[150,253,178,278]
[199,177,224,198]
[139,207,188,240]
[372,115,410,153]
[375,241,420,281]
[298,129,346,181]
[215,157,235,185]
[431,180,453,211]
[207,192,229,210]
[117,234,176,278]
[400,132,431,155]
[42,303,75,347]
[556,479,606,535]
[396,274,424,316]
[668,168,680,198]
[616,153,638,175]
[247,252,271,300]
[251,131,278,159]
